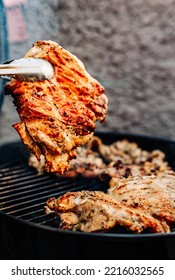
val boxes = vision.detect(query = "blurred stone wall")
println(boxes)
[1,0,175,143]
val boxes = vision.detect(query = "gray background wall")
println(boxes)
[1,0,175,144]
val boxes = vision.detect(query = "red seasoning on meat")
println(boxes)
[5,40,108,173]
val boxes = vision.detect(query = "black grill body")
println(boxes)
[1,132,175,260]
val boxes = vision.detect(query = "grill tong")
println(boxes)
[0,58,54,82]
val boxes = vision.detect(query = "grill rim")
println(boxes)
[1,131,175,240]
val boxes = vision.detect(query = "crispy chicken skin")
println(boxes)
[109,171,175,225]
[45,191,170,233]
[5,40,108,173]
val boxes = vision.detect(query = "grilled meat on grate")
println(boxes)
[29,136,169,179]
[45,190,170,233]
[5,40,108,174]
[44,136,175,234]
[108,170,175,226]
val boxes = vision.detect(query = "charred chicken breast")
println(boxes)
[5,40,108,173]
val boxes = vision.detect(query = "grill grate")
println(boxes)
[0,160,105,228]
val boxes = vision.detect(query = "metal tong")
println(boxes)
[0,58,54,82]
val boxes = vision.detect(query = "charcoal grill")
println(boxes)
[1,132,175,260]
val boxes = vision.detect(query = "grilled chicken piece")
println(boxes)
[5,40,108,173]
[45,191,170,233]
[109,171,175,226]
[92,137,169,171]
[29,135,169,179]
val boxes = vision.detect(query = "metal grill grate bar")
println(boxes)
[0,181,81,206]
[17,208,43,219]
[1,184,89,215]
[0,164,30,172]
[0,172,47,187]
[0,175,71,196]
[0,170,34,183]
